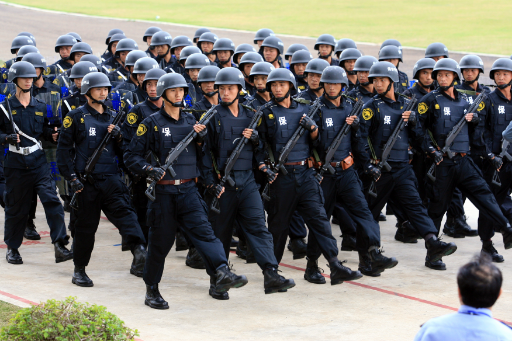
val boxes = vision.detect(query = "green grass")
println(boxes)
[5,0,512,55]
[0,301,20,328]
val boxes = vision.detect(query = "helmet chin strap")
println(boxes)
[464,73,480,85]
[162,90,186,107]
[204,90,218,97]
[360,81,370,86]
[89,92,107,105]
[318,52,331,59]
[220,96,238,107]
[347,71,357,76]
[326,92,342,100]
[256,88,267,93]
[378,82,393,98]
[497,80,512,90]
[439,79,455,92]
[273,90,290,102]
[418,79,434,90]
[15,80,31,93]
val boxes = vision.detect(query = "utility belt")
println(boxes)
[443,152,466,158]
[156,178,196,186]
[8,143,42,155]
[79,173,115,185]
[323,154,354,171]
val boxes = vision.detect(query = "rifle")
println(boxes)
[5,97,20,151]
[315,98,363,182]
[426,91,487,182]
[145,105,219,202]
[261,97,323,201]
[368,95,417,198]
[69,109,127,210]
[210,101,273,214]
[492,139,512,187]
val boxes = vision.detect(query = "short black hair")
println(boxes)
[457,254,502,308]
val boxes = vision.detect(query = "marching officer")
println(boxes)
[102,33,127,73]
[213,38,237,69]
[142,26,161,58]
[68,42,93,67]
[115,51,149,102]
[1,61,72,265]
[284,44,308,66]
[123,73,249,305]
[314,34,339,66]
[101,28,124,61]
[244,62,275,109]
[334,38,357,59]
[425,42,449,62]
[56,72,147,286]
[233,44,258,65]
[203,67,296,294]
[289,50,313,92]
[193,28,210,43]
[417,58,512,267]
[197,32,219,65]
[346,55,379,103]
[150,31,174,69]
[404,58,436,99]
[456,55,489,95]
[237,52,263,98]
[184,52,210,104]
[107,38,139,83]
[62,61,99,118]
[359,61,459,270]
[254,28,275,48]
[168,36,194,73]
[295,59,330,102]
[52,35,78,72]
[257,68,363,285]
[2,35,37,80]
[378,45,409,94]
[338,48,362,91]
[474,58,512,262]
[192,65,221,114]
[258,36,284,69]
[311,66,398,279]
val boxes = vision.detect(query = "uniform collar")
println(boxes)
[379,92,401,104]
[460,81,483,93]
[320,94,345,109]
[84,103,108,117]
[458,305,492,318]
[145,98,160,110]
[358,85,376,96]
[494,87,512,102]
[438,88,460,101]
[413,83,429,95]
[9,94,36,108]
[159,106,184,122]
[255,92,270,104]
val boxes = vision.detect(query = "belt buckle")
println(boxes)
[300,161,305,166]
[174,179,181,185]
[335,162,341,168]
[23,148,29,155]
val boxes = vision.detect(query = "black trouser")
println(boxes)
[426,155,508,240]
[0,159,5,208]
[289,211,308,240]
[309,167,380,258]
[332,202,357,237]
[4,165,68,249]
[29,189,37,222]
[130,177,149,243]
[364,164,438,237]
[144,186,227,285]
[267,165,338,263]
[478,160,512,236]
[213,179,277,270]
[73,174,145,267]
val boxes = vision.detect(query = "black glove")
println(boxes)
[145,166,165,181]
[491,155,503,170]
[249,129,259,146]
[111,125,121,140]
[469,112,479,124]
[213,184,223,198]
[5,134,18,146]
[69,178,84,193]
[350,116,360,132]
[299,115,318,133]
[196,127,207,142]
[365,164,381,181]
[260,165,277,182]
[408,111,417,127]
[432,150,443,164]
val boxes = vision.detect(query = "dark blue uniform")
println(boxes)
[477,88,512,234]
[418,89,509,238]
[311,95,381,255]
[347,85,378,104]
[123,108,229,284]
[359,93,439,238]
[62,87,87,119]
[396,70,409,94]
[52,59,73,73]
[192,94,217,117]
[203,104,278,269]
[107,66,130,83]
[56,104,146,266]
[258,99,339,263]
[0,96,68,249]
[102,57,121,73]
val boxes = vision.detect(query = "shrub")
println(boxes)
[0,296,139,340]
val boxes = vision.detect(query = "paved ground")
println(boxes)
[0,4,511,340]
[0,201,511,341]
[0,2,500,85]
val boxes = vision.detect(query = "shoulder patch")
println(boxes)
[127,112,138,125]
[80,117,84,123]
[268,113,274,120]
[402,83,407,86]
[477,101,485,111]
[435,104,440,110]
[63,116,73,128]
[11,110,16,115]
[137,123,147,136]
[154,125,158,131]
[35,111,43,116]
[362,108,373,120]
[417,102,428,115]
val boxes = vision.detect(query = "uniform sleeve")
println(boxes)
[201,118,218,186]
[121,105,141,151]
[256,109,272,164]
[0,101,10,144]
[123,118,153,175]
[358,101,379,170]
[417,93,437,153]
[471,96,492,157]
[56,111,79,180]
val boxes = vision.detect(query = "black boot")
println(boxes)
[264,267,295,294]
[289,238,307,259]
[145,284,169,309]
[245,244,256,264]
[425,236,457,263]
[425,255,446,270]
[209,277,229,300]
[130,244,146,277]
[454,216,478,237]
[235,238,247,259]
[72,266,93,287]
[379,211,387,221]
[215,265,248,293]
[175,231,189,251]
[24,220,40,241]
[394,221,419,244]
[304,258,326,284]
[55,241,73,263]
[481,240,504,263]
[501,224,512,250]
[358,252,381,277]
[328,260,363,285]
[340,235,356,251]
[359,248,398,276]
[6,248,23,265]
[230,237,239,248]
[185,247,206,269]
[443,216,463,238]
